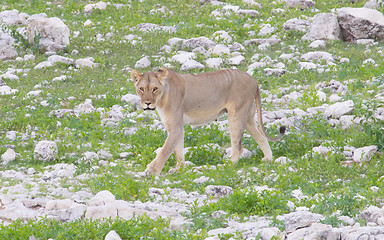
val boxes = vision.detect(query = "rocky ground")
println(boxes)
[1,0,384,239]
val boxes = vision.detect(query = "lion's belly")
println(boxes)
[183,109,225,126]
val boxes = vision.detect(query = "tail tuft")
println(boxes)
[279,126,286,134]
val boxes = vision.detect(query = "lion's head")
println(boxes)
[130,67,168,111]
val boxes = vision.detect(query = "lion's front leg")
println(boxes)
[145,126,184,176]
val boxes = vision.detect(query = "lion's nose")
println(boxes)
[144,101,151,106]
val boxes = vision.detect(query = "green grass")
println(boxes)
[0,0,384,237]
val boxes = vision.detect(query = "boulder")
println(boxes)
[76,58,99,68]
[34,140,58,162]
[337,7,384,42]
[301,51,334,64]
[302,13,341,41]
[121,93,141,109]
[105,230,122,240]
[27,17,70,52]
[0,85,18,95]
[287,223,338,240]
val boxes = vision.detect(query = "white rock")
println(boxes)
[27,17,70,52]
[353,145,378,163]
[324,100,354,118]
[212,30,233,43]
[1,149,16,164]
[285,0,315,9]
[205,185,233,198]
[34,140,58,162]
[88,190,116,206]
[237,9,259,18]
[76,58,99,68]
[84,1,107,14]
[24,54,35,61]
[283,18,310,32]
[0,29,18,60]
[34,61,53,69]
[82,152,99,161]
[275,156,291,164]
[329,94,341,102]
[104,230,122,240]
[277,211,324,233]
[340,58,350,64]
[171,52,196,64]
[52,75,67,82]
[181,37,215,50]
[301,51,334,64]
[48,55,74,65]
[229,55,245,65]
[258,24,275,36]
[209,44,231,56]
[74,99,95,114]
[180,60,204,71]
[121,93,141,109]
[287,223,335,240]
[135,56,151,69]
[302,13,341,41]
[46,199,75,210]
[299,62,317,70]
[225,147,252,159]
[0,86,18,95]
[260,227,281,240]
[193,176,213,184]
[205,58,223,68]
[312,146,329,156]
[84,19,93,26]
[309,40,326,49]
[317,90,327,101]
[0,9,27,26]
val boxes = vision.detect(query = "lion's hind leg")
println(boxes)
[227,112,248,164]
[245,113,273,161]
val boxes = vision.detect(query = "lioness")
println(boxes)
[131,67,285,176]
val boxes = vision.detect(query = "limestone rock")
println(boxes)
[76,57,99,68]
[205,185,233,198]
[34,140,58,162]
[135,56,151,69]
[84,1,108,14]
[287,223,337,240]
[353,145,378,163]
[105,230,122,240]
[285,0,315,9]
[0,9,27,26]
[180,60,204,71]
[0,85,18,95]
[283,18,311,32]
[0,29,18,60]
[302,13,341,41]
[1,149,16,164]
[182,37,216,50]
[337,7,384,42]
[27,17,70,52]
[277,211,324,233]
[324,100,354,118]
[121,93,141,109]
[301,51,334,64]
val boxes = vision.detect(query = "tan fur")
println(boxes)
[131,67,285,176]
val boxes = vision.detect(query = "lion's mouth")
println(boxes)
[143,107,156,111]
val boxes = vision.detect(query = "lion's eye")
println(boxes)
[153,87,158,93]
[139,87,144,93]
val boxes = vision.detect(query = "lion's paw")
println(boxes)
[145,165,161,177]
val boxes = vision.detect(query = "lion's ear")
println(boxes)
[131,69,142,86]
[156,67,168,85]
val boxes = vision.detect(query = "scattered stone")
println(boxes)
[34,140,58,162]
[205,185,233,198]
[180,60,204,71]
[135,56,151,69]
[1,149,16,164]
[283,18,311,32]
[0,9,27,26]
[121,93,141,109]
[171,52,196,64]
[76,57,99,68]
[324,100,354,118]
[205,58,223,68]
[309,40,326,49]
[27,17,70,52]
[0,29,18,60]
[277,210,324,233]
[285,0,315,9]
[302,13,341,41]
[353,145,378,163]
[104,230,122,240]
[337,7,384,42]
[84,1,107,14]
[182,37,216,50]
[74,99,96,115]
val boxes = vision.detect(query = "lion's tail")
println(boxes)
[255,85,286,142]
